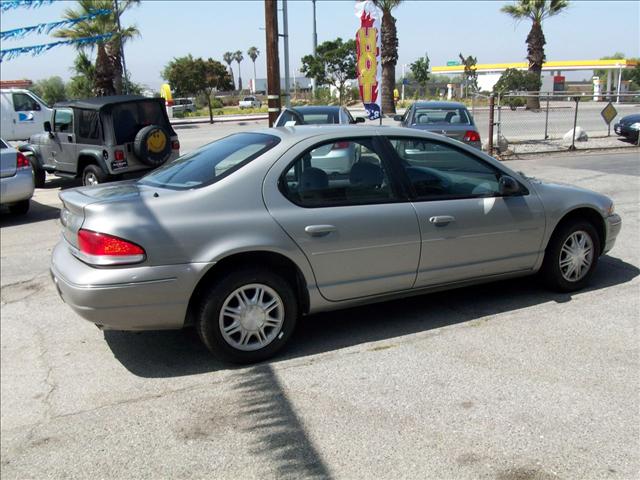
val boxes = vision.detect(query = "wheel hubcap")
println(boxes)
[559,230,594,282]
[219,283,284,351]
[85,173,98,186]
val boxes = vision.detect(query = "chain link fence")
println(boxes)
[471,91,640,155]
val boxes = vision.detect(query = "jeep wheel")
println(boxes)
[82,164,109,186]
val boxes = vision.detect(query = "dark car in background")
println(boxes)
[394,101,481,149]
[614,113,640,143]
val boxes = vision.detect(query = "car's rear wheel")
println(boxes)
[541,221,600,292]
[82,164,109,186]
[197,268,298,364]
[8,200,29,215]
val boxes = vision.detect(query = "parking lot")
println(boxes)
[1,121,638,479]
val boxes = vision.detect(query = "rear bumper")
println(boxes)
[0,168,34,205]
[604,213,622,254]
[50,240,213,331]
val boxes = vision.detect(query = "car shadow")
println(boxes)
[41,176,81,190]
[104,255,639,379]
[0,199,60,227]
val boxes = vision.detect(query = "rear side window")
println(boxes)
[112,101,168,144]
[139,133,280,190]
[77,109,101,143]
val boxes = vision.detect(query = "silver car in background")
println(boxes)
[51,126,621,364]
[1,138,34,214]
[394,101,482,149]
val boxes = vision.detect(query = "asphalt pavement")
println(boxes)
[1,143,638,479]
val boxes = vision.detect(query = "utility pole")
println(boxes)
[265,0,281,126]
[311,0,317,95]
[282,0,291,108]
[113,0,128,94]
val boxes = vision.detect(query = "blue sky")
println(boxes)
[1,0,638,89]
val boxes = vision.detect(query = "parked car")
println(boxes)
[0,138,34,215]
[1,88,52,141]
[172,97,196,114]
[614,113,640,142]
[239,96,262,109]
[275,106,366,174]
[18,95,180,187]
[394,101,482,149]
[51,126,621,364]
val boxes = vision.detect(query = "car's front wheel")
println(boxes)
[197,268,298,364]
[541,221,600,292]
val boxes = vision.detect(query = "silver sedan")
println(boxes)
[51,126,622,363]
[1,138,34,214]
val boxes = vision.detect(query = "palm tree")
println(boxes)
[234,50,244,91]
[54,0,139,96]
[501,0,569,109]
[375,0,402,115]
[223,51,236,90]
[247,46,260,93]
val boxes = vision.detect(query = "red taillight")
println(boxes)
[463,130,481,142]
[331,141,350,150]
[114,150,125,161]
[171,140,180,150]
[77,229,145,264]
[16,152,30,169]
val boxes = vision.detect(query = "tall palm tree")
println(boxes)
[501,0,569,109]
[247,46,260,93]
[375,0,401,115]
[223,51,236,90]
[54,0,139,96]
[234,50,244,91]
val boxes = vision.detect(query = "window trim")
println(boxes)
[278,136,408,209]
[381,136,529,202]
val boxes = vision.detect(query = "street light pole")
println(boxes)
[401,64,406,102]
[265,0,281,126]
[282,0,291,108]
[311,0,317,95]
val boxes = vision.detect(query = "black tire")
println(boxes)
[197,268,298,364]
[133,125,172,167]
[540,220,600,292]
[8,200,29,215]
[82,164,109,186]
[33,166,46,188]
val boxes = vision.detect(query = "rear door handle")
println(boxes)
[429,215,455,226]
[305,225,337,237]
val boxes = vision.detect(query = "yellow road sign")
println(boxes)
[601,102,617,125]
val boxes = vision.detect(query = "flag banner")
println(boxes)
[1,0,54,12]
[0,33,114,62]
[355,0,382,120]
[1,10,112,40]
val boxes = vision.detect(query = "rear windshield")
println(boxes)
[138,133,280,190]
[112,101,169,144]
[0,139,8,149]
[412,108,471,125]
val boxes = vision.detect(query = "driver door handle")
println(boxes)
[305,225,337,237]
[429,215,455,226]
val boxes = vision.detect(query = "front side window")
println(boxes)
[280,138,396,207]
[53,109,73,133]
[12,93,40,112]
[389,137,503,199]
[139,133,280,190]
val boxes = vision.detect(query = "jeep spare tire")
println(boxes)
[133,125,172,167]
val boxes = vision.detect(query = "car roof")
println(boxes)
[412,101,468,109]
[54,95,160,110]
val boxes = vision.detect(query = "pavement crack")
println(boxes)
[0,273,49,305]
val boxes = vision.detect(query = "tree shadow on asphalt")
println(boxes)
[104,254,639,379]
[0,200,60,227]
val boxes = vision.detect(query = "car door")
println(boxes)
[48,108,77,173]
[10,91,43,140]
[263,135,421,302]
[385,136,546,287]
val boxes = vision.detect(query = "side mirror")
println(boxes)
[33,103,41,111]
[393,114,403,122]
[44,121,52,133]
[499,175,521,196]
[354,117,365,123]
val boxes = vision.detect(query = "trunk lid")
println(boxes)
[0,147,17,178]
